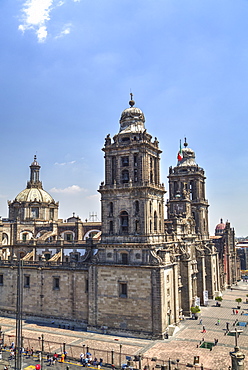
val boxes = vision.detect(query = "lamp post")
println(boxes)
[41,334,44,370]
[119,344,122,367]
[15,259,23,370]
[176,359,180,370]
[111,350,114,366]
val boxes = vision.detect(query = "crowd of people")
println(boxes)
[0,341,104,368]
[80,352,103,367]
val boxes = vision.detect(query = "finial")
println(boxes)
[184,137,188,147]
[129,92,135,107]
[34,155,37,161]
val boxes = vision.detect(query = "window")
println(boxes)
[135,220,140,233]
[167,288,170,297]
[121,170,129,183]
[44,253,51,261]
[65,233,73,241]
[120,211,128,233]
[85,279,89,293]
[31,207,39,219]
[111,157,116,184]
[0,274,3,285]
[121,253,128,264]
[53,277,60,290]
[122,137,130,143]
[119,283,127,298]
[154,211,158,231]
[121,157,129,167]
[109,202,114,216]
[135,253,141,259]
[134,155,138,166]
[150,171,153,183]
[109,220,113,233]
[159,203,162,216]
[50,208,54,220]
[134,169,138,182]
[24,275,30,288]
[166,275,170,283]
[22,233,27,242]
[134,200,139,214]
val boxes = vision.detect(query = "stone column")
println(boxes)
[230,346,245,370]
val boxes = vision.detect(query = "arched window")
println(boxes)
[159,203,162,216]
[122,170,129,183]
[134,200,139,215]
[109,202,113,216]
[150,220,152,233]
[150,201,152,215]
[120,211,129,233]
[154,211,158,232]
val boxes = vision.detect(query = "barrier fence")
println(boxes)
[1,333,213,370]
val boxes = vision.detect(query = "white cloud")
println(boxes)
[87,194,100,200]
[55,24,72,39]
[50,185,86,194]
[54,160,76,166]
[18,0,54,42]
[18,0,78,42]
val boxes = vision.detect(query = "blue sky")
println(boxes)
[1,0,248,236]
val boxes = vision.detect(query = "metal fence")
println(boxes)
[2,334,213,370]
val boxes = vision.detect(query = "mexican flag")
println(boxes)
[177,140,183,161]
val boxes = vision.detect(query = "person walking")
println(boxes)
[199,318,202,325]
[202,326,206,333]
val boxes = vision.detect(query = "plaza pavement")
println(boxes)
[0,281,248,370]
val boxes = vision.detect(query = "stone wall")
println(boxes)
[0,265,88,322]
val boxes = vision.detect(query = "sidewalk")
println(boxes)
[0,281,248,370]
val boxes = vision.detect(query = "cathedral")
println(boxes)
[0,98,239,339]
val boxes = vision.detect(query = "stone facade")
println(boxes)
[211,219,240,289]
[0,97,239,339]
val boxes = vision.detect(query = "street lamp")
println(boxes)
[119,344,122,367]
[15,258,23,370]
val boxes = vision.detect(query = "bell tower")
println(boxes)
[27,155,42,188]
[167,139,209,239]
[98,96,166,244]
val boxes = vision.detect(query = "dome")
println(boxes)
[215,219,226,235]
[31,155,40,167]
[215,219,225,231]
[119,99,146,133]
[177,141,197,167]
[15,187,54,203]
